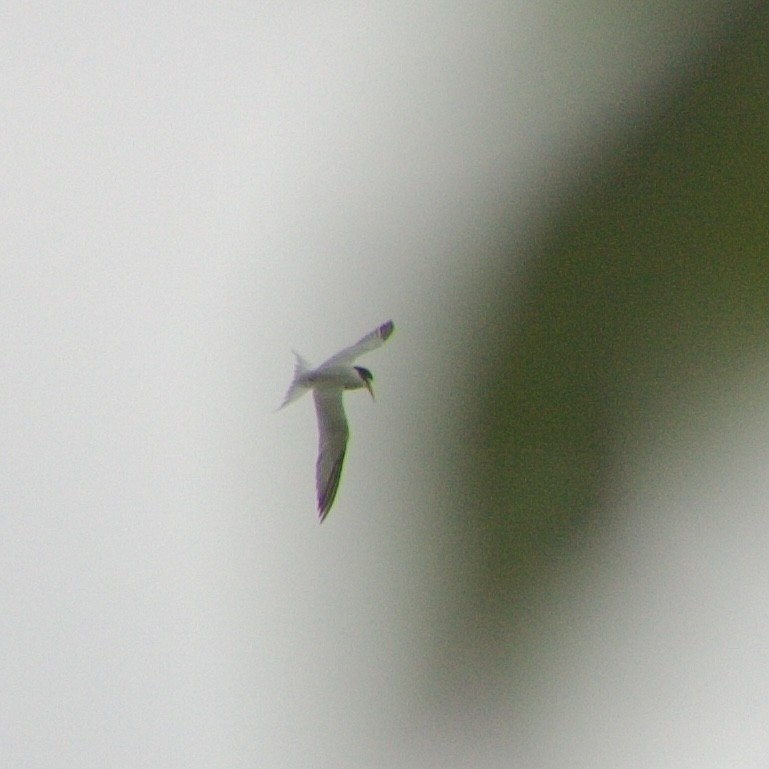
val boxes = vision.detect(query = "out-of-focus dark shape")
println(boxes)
[433,5,769,702]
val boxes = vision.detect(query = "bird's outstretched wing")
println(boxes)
[318,320,394,369]
[313,389,350,522]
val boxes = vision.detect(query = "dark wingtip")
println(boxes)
[317,452,345,523]
[317,492,330,522]
[380,320,394,340]
[318,496,334,523]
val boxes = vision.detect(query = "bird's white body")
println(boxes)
[279,321,394,521]
[305,366,366,390]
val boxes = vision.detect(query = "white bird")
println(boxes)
[279,320,394,522]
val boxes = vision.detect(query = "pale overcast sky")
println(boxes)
[3,2,766,768]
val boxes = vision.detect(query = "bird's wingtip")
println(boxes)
[318,497,333,523]
[380,320,394,340]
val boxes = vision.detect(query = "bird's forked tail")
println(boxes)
[277,351,312,410]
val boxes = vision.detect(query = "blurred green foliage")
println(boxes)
[436,6,769,700]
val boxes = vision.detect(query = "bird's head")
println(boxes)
[353,366,375,399]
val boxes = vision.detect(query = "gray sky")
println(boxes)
[3,2,766,768]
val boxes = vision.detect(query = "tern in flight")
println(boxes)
[279,320,394,522]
